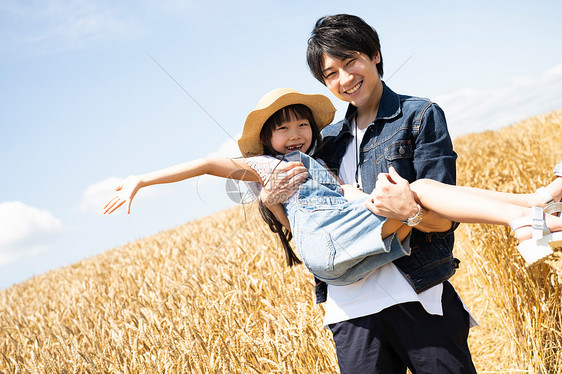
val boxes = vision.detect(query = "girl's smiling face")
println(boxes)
[269,115,313,155]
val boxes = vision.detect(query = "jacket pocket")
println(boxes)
[385,140,413,161]
[384,140,414,171]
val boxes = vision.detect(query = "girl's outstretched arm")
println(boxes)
[103,158,260,214]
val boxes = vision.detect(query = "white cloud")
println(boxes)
[436,63,562,138]
[81,177,124,213]
[546,63,562,77]
[206,132,243,159]
[0,201,63,266]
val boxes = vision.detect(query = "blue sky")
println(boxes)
[1,0,562,289]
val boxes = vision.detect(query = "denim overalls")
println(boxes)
[282,151,409,286]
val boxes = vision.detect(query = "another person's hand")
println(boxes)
[103,175,143,214]
[365,167,419,221]
[260,161,308,207]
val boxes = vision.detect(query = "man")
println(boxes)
[263,14,476,373]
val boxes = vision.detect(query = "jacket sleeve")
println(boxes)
[413,103,457,185]
[412,102,458,237]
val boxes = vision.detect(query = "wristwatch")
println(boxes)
[402,204,424,226]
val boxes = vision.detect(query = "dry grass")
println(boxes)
[452,109,562,373]
[1,109,561,373]
[0,207,338,373]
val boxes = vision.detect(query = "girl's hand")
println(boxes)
[261,162,308,206]
[103,175,143,214]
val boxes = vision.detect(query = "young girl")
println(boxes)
[104,88,562,286]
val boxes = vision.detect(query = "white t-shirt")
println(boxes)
[323,119,477,328]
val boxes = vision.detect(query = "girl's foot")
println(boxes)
[510,206,562,265]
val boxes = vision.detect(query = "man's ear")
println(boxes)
[372,52,381,63]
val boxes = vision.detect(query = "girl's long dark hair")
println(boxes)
[257,104,323,267]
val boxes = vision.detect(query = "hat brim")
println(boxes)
[238,90,335,157]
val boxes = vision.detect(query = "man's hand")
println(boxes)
[260,161,308,207]
[365,167,419,221]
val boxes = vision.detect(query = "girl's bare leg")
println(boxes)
[377,168,562,242]
[410,179,562,241]
[380,219,411,242]
[450,177,562,208]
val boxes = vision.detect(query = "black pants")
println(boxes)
[329,282,476,374]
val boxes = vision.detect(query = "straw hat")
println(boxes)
[237,88,336,157]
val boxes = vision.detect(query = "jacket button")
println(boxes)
[399,146,406,155]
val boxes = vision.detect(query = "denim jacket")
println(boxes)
[315,82,459,303]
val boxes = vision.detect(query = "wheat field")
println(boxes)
[1,109,561,373]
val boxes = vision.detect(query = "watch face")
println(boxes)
[408,216,422,226]
[406,206,423,226]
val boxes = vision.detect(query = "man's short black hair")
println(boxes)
[307,14,383,84]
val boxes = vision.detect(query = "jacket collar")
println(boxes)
[342,81,401,131]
